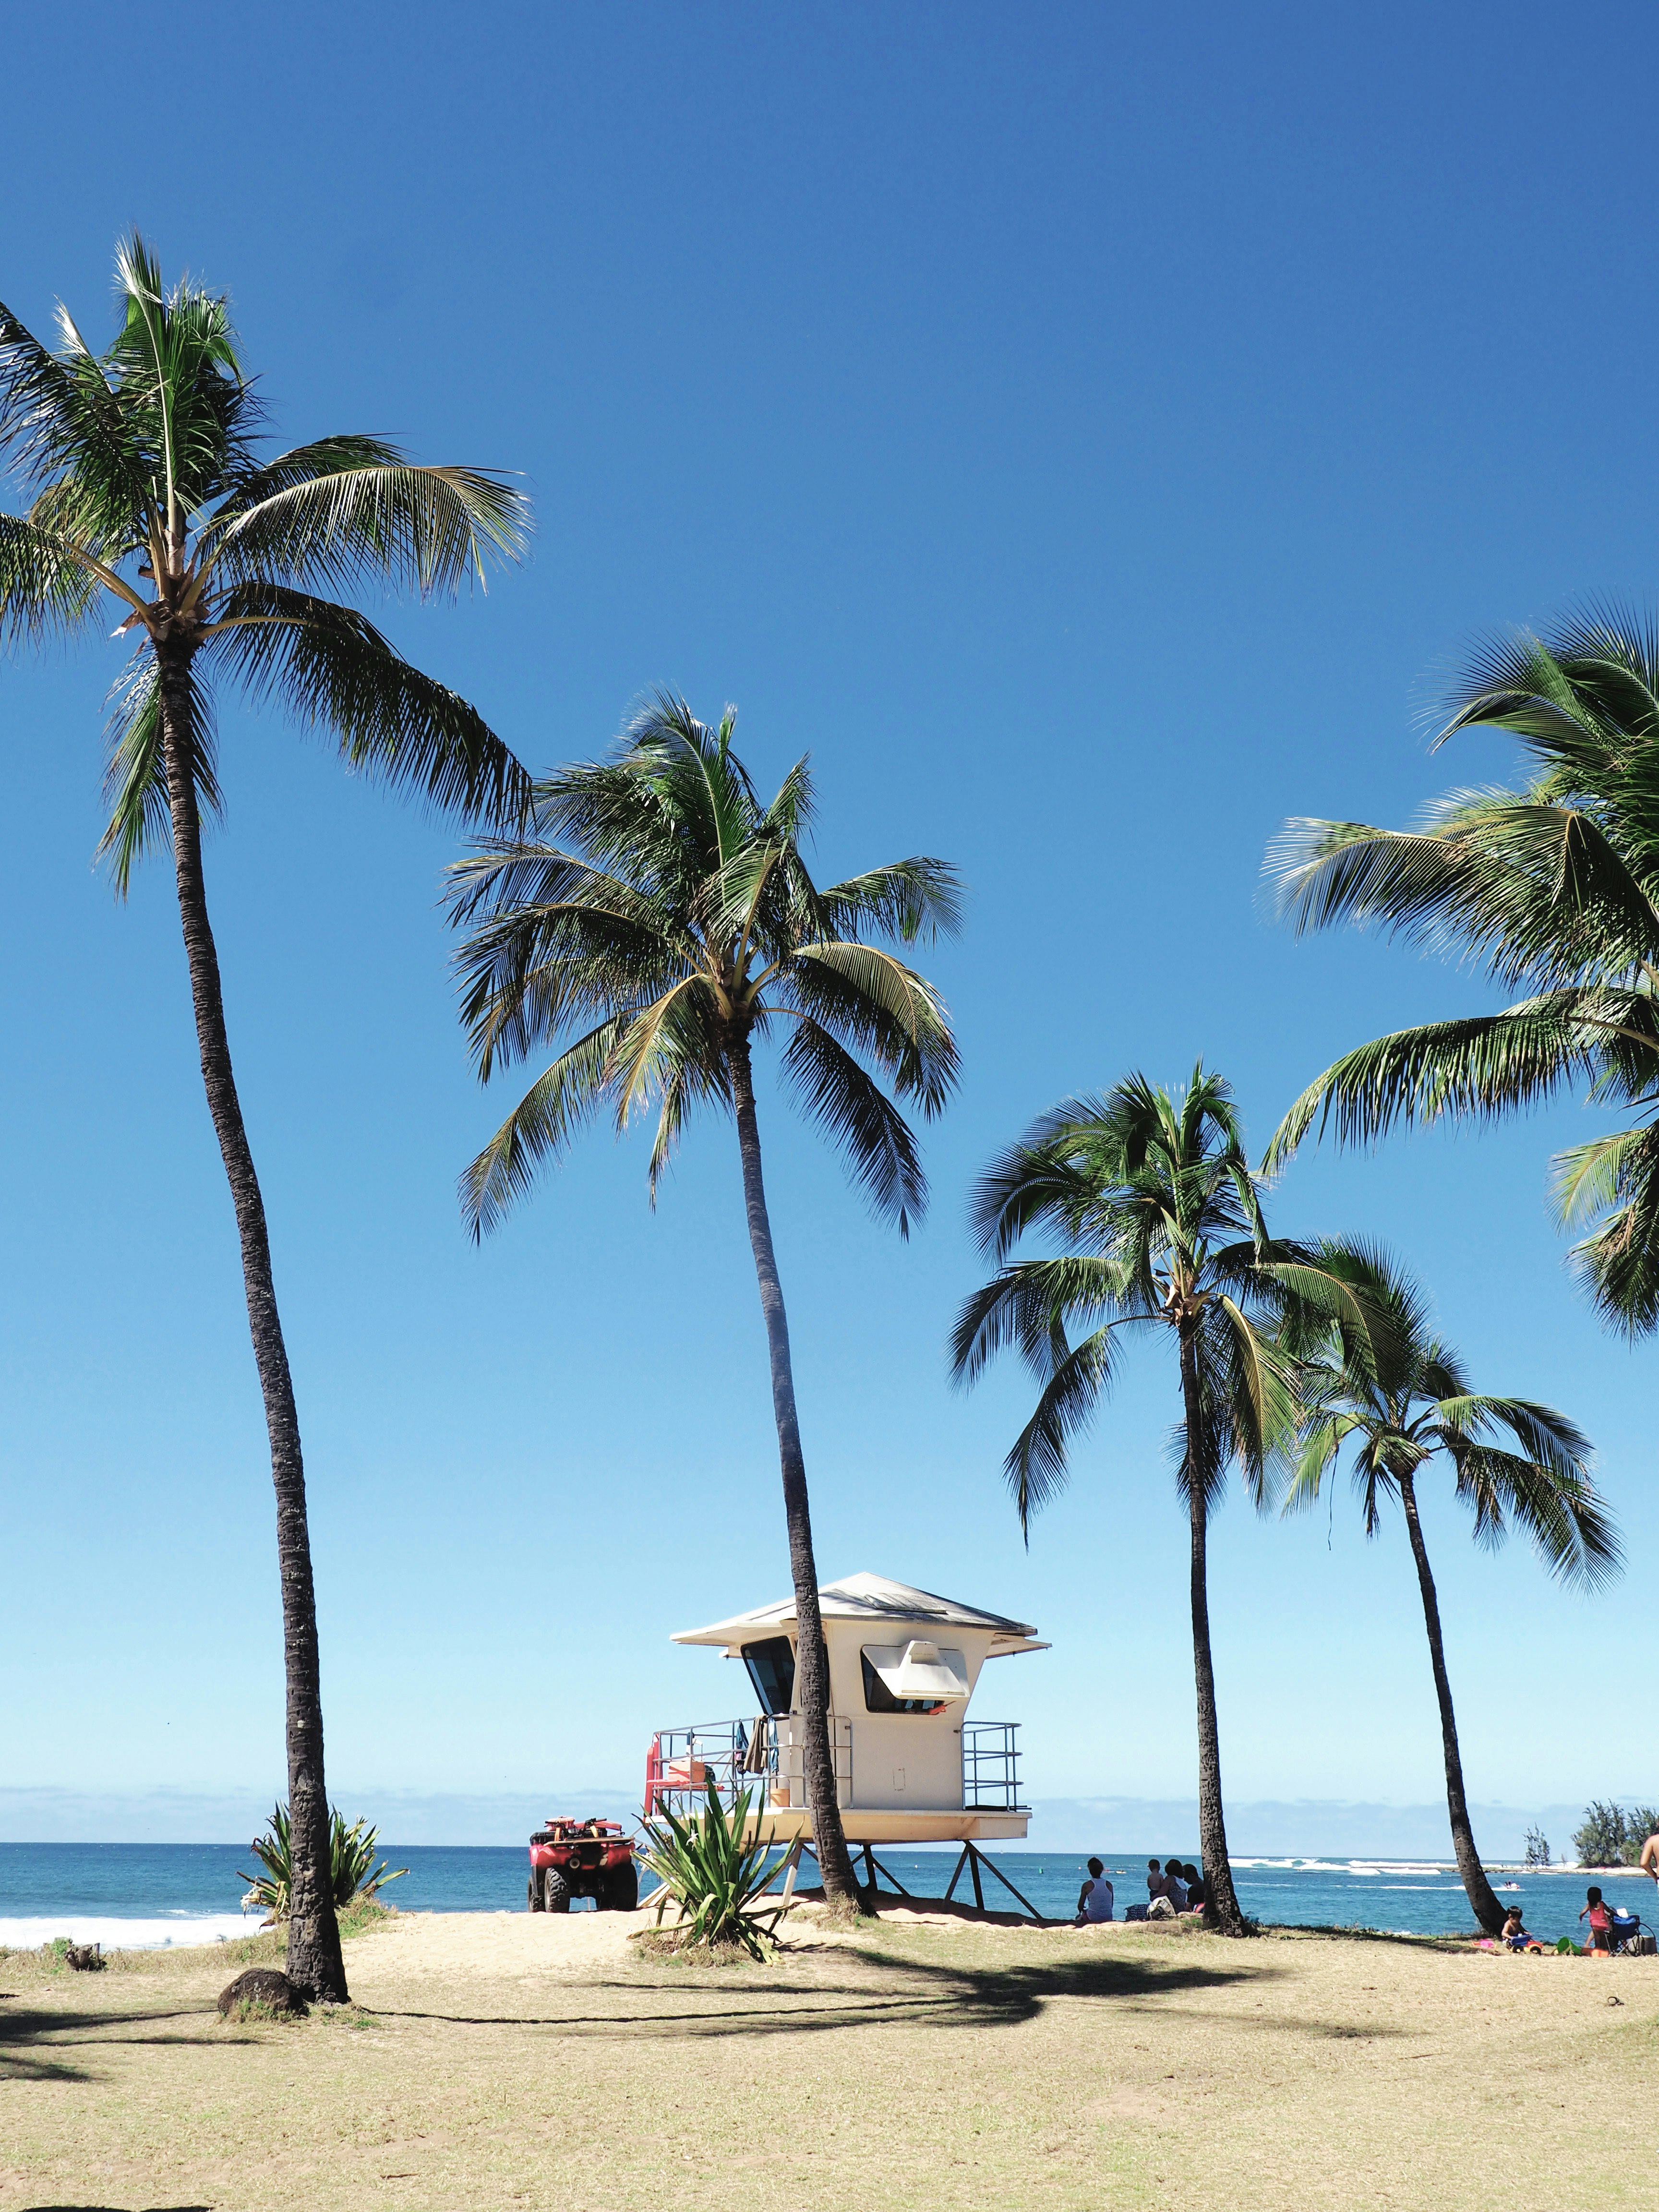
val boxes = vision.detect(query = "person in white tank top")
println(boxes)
[1074,1858,1115,1925]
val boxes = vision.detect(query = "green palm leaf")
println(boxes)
[208,584,529,829]
[203,461,528,597]
[1267,605,1659,1334]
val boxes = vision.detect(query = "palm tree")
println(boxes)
[950,1067,1382,1937]
[0,237,529,2000]
[1281,1246,1620,1933]
[1266,609,1659,1334]
[448,694,960,1911]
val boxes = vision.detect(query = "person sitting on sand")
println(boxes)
[1145,1857,1168,1902]
[1181,1862,1206,1912]
[1501,1904,1546,1954]
[1580,1886,1613,1954]
[1074,1858,1115,1926]
[1163,1860,1189,1911]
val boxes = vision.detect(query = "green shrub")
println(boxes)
[239,1804,407,1921]
[639,1779,789,1960]
[1572,1801,1659,1866]
[1572,1802,1629,1866]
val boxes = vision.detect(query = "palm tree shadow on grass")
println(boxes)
[377,1948,1282,2040]
[0,2001,261,2083]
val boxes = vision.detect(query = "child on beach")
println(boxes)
[1579,1887,1612,1954]
[1074,1859,1115,1926]
[1501,1905,1545,1953]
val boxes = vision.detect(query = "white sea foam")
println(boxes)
[0,1914,261,1950]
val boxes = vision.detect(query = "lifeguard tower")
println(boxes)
[646,1571,1047,1912]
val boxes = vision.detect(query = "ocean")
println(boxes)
[1,1841,1647,1949]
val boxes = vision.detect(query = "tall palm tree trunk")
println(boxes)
[156,643,348,2003]
[1397,1471,1504,1935]
[727,1033,863,1911]
[1178,1327,1249,1936]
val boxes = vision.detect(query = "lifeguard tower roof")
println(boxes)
[673,1570,1048,1658]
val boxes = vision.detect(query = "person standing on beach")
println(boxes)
[1641,1828,1659,1888]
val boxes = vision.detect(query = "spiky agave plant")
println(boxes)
[239,1804,408,1921]
[639,1782,792,1958]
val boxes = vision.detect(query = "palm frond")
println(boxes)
[1209,1295,1300,1504]
[0,297,150,529]
[108,230,254,517]
[208,583,529,828]
[460,1017,625,1238]
[948,1256,1136,1386]
[95,652,222,894]
[1002,1323,1124,1537]
[0,512,106,642]
[1263,1000,1598,1169]
[818,857,964,944]
[207,434,407,523]
[780,1016,927,1234]
[1560,1121,1659,1334]
[1280,1410,1354,1513]
[785,941,959,1112]
[201,460,527,596]
[1448,1445,1622,1590]
[1427,1393,1592,1479]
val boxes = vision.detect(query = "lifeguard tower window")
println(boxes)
[741,1637,796,1717]
[861,1650,945,1716]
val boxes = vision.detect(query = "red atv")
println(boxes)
[527,1818,638,1912]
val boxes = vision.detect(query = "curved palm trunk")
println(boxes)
[1397,1471,1505,1936]
[727,1033,863,1911]
[1178,1326,1249,1936]
[156,643,347,2003]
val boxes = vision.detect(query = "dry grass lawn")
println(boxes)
[2,1900,1657,2211]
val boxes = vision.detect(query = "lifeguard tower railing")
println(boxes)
[646,1719,778,1817]
[962,1720,1023,1810]
[645,1718,1023,1816]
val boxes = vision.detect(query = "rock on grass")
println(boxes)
[217,1967,308,2019]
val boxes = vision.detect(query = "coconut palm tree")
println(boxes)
[448,694,960,1911]
[0,237,529,2000]
[950,1067,1383,1937]
[1265,610,1659,1335]
[1280,1245,1619,1933]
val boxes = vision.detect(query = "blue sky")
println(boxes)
[3,0,1656,1851]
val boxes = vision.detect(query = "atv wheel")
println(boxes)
[603,1862,639,1913]
[543,1866,571,1914]
[528,1874,543,1912]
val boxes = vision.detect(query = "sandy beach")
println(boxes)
[3,1899,1656,2211]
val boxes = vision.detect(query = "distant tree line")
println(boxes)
[1571,1802,1659,1867]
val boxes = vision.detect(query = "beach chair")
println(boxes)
[1608,1907,1650,1956]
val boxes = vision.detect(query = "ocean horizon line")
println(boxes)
[0,1789,1610,1861]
